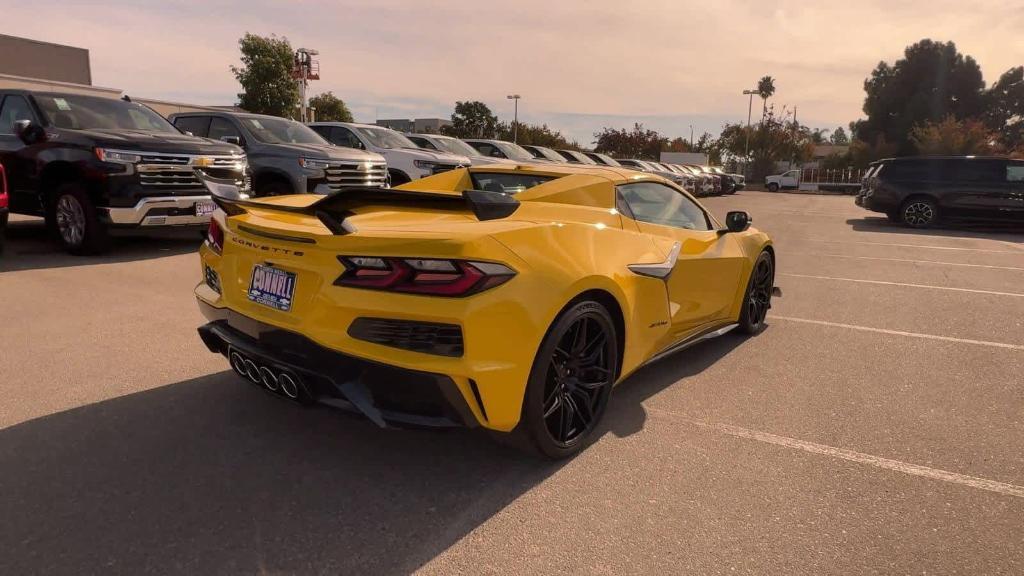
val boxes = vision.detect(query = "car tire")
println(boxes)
[767,183,780,192]
[900,198,938,228]
[514,300,619,459]
[389,169,411,187]
[50,183,108,255]
[737,251,774,335]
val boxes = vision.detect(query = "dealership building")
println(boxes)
[0,34,238,116]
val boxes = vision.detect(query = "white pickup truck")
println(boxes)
[309,122,470,185]
[765,169,800,192]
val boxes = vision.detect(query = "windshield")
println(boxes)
[433,136,479,157]
[36,93,178,133]
[494,141,537,162]
[242,116,327,145]
[355,127,416,149]
[534,147,564,161]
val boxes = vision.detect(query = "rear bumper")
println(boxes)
[100,195,213,227]
[196,299,479,429]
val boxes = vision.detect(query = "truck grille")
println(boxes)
[324,162,388,189]
[135,152,247,191]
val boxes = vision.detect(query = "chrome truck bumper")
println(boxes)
[99,195,214,227]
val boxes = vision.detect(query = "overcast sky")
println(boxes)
[5,0,1022,144]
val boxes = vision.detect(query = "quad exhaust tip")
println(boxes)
[229,349,306,401]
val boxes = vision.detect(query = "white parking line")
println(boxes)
[806,239,1019,254]
[769,315,1024,351]
[647,408,1024,499]
[780,273,1024,298]
[785,252,1024,272]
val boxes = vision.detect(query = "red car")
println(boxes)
[0,163,8,254]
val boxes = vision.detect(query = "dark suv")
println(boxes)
[856,156,1024,227]
[0,90,248,254]
[170,112,387,196]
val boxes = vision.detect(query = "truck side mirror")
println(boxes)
[220,136,242,146]
[14,120,47,145]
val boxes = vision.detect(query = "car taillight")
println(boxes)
[335,256,515,297]
[207,218,224,253]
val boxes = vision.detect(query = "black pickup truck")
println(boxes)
[0,90,249,254]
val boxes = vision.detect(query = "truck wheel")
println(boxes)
[51,183,108,255]
[767,183,780,192]
[388,169,411,187]
[900,198,938,228]
[254,178,292,197]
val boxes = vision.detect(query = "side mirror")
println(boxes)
[14,120,47,145]
[182,131,194,137]
[220,136,242,146]
[724,211,751,233]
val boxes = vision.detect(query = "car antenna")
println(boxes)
[122,94,132,102]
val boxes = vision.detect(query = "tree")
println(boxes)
[757,76,776,119]
[857,39,985,154]
[830,126,850,145]
[593,123,667,159]
[308,92,353,122]
[808,128,829,144]
[982,66,1024,152]
[442,101,499,138]
[664,137,691,153]
[910,115,995,155]
[717,107,813,179]
[496,122,574,148]
[231,33,299,117]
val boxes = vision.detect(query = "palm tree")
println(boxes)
[757,76,776,120]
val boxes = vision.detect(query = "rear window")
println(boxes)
[470,172,556,194]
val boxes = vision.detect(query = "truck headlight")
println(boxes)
[298,157,331,169]
[413,159,439,170]
[94,148,141,164]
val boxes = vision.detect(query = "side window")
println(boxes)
[309,125,330,138]
[952,160,1004,182]
[330,127,364,149]
[208,117,241,142]
[173,116,210,137]
[1007,162,1024,182]
[617,182,711,231]
[407,136,436,150]
[475,143,504,158]
[0,95,36,134]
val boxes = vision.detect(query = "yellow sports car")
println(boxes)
[194,163,778,458]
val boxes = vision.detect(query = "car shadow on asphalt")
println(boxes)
[846,216,1024,243]
[600,331,749,439]
[0,217,201,272]
[0,370,561,575]
[0,331,752,575]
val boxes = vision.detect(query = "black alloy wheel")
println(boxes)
[517,301,618,459]
[901,198,937,228]
[738,251,774,334]
[50,183,108,255]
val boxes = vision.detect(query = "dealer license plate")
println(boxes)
[248,265,296,312]
[195,200,217,217]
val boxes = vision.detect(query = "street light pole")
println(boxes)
[507,94,521,143]
[742,89,758,176]
[689,124,694,147]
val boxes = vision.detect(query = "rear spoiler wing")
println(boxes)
[196,170,519,235]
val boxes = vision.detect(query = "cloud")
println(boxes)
[4,0,1021,143]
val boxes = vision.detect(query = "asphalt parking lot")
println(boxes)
[1,191,1022,575]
